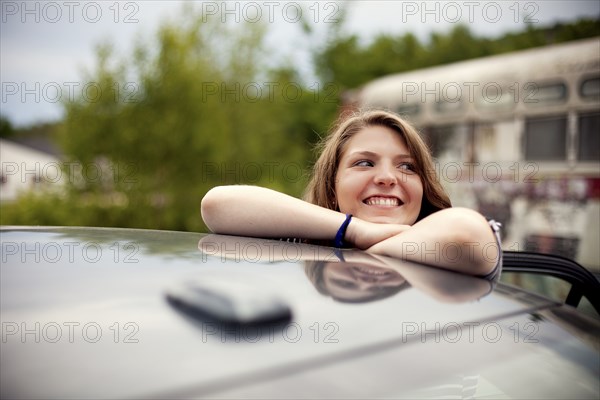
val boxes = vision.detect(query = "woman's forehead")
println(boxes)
[341,125,410,155]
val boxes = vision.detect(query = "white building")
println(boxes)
[0,138,64,202]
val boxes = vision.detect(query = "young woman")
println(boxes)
[201,109,501,279]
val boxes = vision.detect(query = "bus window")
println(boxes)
[524,82,567,106]
[424,124,467,159]
[578,112,600,161]
[474,86,516,112]
[580,77,600,100]
[524,115,567,161]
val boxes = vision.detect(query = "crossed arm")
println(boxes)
[201,185,500,276]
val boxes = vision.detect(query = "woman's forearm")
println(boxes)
[367,208,500,276]
[200,185,346,239]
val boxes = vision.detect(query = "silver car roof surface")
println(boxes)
[1,226,599,399]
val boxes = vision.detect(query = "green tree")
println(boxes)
[0,116,14,138]
[314,18,599,90]
[2,7,325,231]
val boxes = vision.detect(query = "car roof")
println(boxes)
[1,226,599,399]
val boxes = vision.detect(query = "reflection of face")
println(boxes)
[323,262,406,302]
[335,125,423,225]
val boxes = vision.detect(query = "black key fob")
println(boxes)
[166,277,292,326]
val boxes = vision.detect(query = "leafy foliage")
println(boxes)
[0,116,15,138]
[315,18,600,89]
[2,9,337,231]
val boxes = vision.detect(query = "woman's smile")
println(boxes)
[363,195,403,207]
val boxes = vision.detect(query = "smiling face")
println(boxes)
[335,125,424,225]
[323,262,407,302]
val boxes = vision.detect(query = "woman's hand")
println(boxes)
[345,217,411,250]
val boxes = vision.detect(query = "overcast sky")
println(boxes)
[1,0,599,127]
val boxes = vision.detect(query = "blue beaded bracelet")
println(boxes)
[334,214,353,248]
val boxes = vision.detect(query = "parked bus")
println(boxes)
[350,37,600,269]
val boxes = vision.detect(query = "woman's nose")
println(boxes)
[374,164,397,186]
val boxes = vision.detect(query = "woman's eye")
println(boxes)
[398,162,416,172]
[354,160,373,167]
[331,278,358,289]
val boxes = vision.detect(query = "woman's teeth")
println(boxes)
[365,197,400,206]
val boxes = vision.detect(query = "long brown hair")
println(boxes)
[304,109,451,221]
